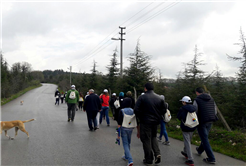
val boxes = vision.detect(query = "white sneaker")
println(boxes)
[162,141,170,146]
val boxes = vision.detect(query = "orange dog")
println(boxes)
[1,119,35,140]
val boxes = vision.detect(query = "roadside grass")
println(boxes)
[1,84,42,106]
[165,119,246,162]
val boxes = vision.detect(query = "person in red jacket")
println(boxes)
[99,89,110,126]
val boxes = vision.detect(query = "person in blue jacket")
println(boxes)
[177,96,197,166]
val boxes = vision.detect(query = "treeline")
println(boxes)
[1,30,245,130]
[1,55,43,98]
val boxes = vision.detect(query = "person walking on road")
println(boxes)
[60,92,65,104]
[78,92,84,111]
[134,82,166,166]
[55,89,60,105]
[193,87,217,164]
[117,98,135,166]
[109,93,117,120]
[115,92,124,124]
[55,91,60,105]
[157,95,170,146]
[65,85,79,122]
[99,89,110,126]
[177,96,197,166]
[126,91,135,109]
[83,89,102,131]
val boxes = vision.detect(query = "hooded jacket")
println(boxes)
[194,93,217,124]
[177,104,197,132]
[134,90,166,125]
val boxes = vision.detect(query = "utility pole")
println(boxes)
[111,26,126,78]
[68,66,72,86]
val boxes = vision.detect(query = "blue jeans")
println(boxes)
[121,128,133,164]
[197,123,216,161]
[99,106,110,125]
[159,120,169,142]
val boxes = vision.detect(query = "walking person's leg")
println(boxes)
[121,129,133,164]
[105,107,110,126]
[96,112,100,128]
[151,125,161,164]
[67,103,71,121]
[93,117,98,130]
[99,107,105,124]
[197,123,216,162]
[158,120,164,141]
[140,124,154,164]
[71,104,76,121]
[182,132,194,161]
[86,113,93,131]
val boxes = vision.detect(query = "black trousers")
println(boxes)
[140,123,160,164]
[67,103,76,120]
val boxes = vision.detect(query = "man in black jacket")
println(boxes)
[193,87,217,164]
[83,89,102,131]
[134,83,166,165]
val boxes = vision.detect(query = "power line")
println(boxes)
[73,2,155,69]
[127,1,181,34]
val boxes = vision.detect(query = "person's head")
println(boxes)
[79,92,83,97]
[119,92,124,97]
[121,98,132,108]
[112,93,116,97]
[126,91,132,97]
[180,96,192,105]
[89,89,94,94]
[103,89,109,96]
[195,87,204,96]
[144,82,154,92]
[160,95,165,100]
[71,85,75,90]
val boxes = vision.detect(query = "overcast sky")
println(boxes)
[1,0,246,79]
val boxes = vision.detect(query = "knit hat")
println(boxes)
[119,92,124,97]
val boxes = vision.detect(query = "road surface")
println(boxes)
[1,83,245,166]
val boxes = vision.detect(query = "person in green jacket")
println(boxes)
[65,85,79,122]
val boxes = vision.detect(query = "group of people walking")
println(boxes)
[55,83,217,166]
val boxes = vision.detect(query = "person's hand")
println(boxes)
[137,125,140,139]
[83,110,86,112]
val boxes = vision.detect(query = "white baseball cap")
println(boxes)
[112,93,116,96]
[103,89,108,93]
[71,85,75,88]
[180,96,192,103]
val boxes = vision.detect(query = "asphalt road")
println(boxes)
[1,83,245,166]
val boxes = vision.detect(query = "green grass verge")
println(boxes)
[1,84,42,105]
[165,119,246,162]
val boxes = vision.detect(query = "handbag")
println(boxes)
[164,109,171,122]
[122,109,137,128]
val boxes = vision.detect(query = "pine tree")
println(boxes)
[106,47,119,92]
[125,40,154,96]
[227,28,246,128]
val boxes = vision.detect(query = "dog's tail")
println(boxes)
[22,119,36,123]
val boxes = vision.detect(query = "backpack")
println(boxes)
[164,109,171,122]
[122,109,137,128]
[114,99,120,109]
[69,91,76,99]
[184,112,199,128]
